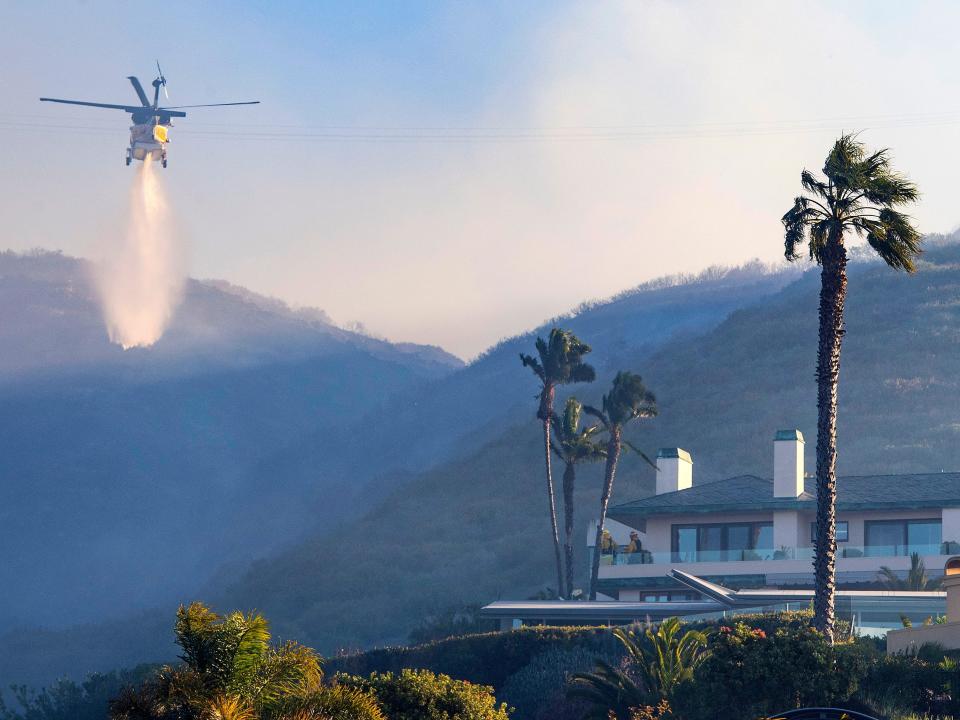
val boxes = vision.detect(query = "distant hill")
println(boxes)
[0,250,804,688]
[0,251,461,631]
[215,236,960,658]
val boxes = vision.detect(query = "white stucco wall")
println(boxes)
[888,621,960,654]
[943,508,960,545]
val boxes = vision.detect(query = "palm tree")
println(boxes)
[615,618,708,702]
[585,372,657,600]
[552,397,607,599]
[568,618,707,719]
[521,328,596,598]
[111,602,322,719]
[877,552,942,591]
[782,134,921,641]
[567,655,646,720]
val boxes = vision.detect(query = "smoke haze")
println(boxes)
[4,2,960,356]
[96,156,184,349]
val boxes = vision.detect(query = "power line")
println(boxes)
[2,110,960,143]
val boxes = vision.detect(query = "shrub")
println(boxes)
[686,608,851,639]
[265,685,385,720]
[0,665,159,720]
[673,622,867,720]
[328,626,620,691]
[857,650,955,718]
[498,646,618,720]
[336,669,510,720]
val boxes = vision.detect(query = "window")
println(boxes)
[811,521,848,543]
[671,522,773,562]
[864,519,941,557]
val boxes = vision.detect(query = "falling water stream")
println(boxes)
[96,155,184,349]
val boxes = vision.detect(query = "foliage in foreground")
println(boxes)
[569,618,707,719]
[105,603,511,720]
[106,603,366,720]
[328,625,622,691]
[0,666,159,720]
[498,646,614,720]
[336,669,510,720]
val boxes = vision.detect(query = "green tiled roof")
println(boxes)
[609,472,960,520]
[774,429,804,442]
[657,447,692,462]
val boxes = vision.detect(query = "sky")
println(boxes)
[2,1,960,358]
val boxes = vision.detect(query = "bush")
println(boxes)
[265,685,385,720]
[858,650,958,718]
[0,666,159,720]
[328,626,620,691]
[336,669,510,720]
[685,608,851,639]
[498,646,619,720]
[673,622,869,720]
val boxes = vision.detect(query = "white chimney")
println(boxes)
[656,448,692,495]
[774,429,805,498]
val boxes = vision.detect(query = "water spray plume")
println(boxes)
[96,155,184,349]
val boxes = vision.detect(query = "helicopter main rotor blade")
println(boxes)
[159,101,260,109]
[127,76,151,107]
[39,98,145,112]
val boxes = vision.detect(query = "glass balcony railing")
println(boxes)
[599,542,950,565]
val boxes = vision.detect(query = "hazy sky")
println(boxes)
[3,1,960,358]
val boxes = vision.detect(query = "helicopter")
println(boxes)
[40,62,259,168]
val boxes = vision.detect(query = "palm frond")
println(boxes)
[823,133,866,189]
[800,169,830,198]
[865,208,922,271]
[603,372,658,427]
[622,441,657,470]
[519,353,545,382]
[583,404,609,429]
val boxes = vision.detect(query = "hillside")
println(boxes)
[246,260,804,516]
[0,251,461,631]
[216,237,960,656]
[0,253,805,688]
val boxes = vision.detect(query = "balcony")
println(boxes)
[599,542,953,566]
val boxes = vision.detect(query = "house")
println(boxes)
[480,430,955,633]
[593,430,959,610]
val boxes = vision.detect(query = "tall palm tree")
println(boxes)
[552,397,606,599]
[585,372,657,600]
[521,328,596,598]
[782,134,921,641]
[877,552,942,591]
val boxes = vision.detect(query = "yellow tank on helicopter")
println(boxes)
[40,62,258,169]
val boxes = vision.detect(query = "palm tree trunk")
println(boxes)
[540,384,566,598]
[589,426,622,600]
[813,234,847,643]
[562,461,576,599]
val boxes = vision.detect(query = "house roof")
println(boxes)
[608,472,960,520]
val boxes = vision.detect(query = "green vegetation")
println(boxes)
[337,669,509,720]
[521,328,597,598]
[17,610,960,719]
[585,372,657,599]
[327,626,622,691]
[498,646,614,720]
[551,398,606,599]
[110,602,324,719]
[0,666,158,720]
[781,133,922,640]
[878,552,943,591]
[211,237,960,658]
[569,618,707,719]
[99,603,510,720]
